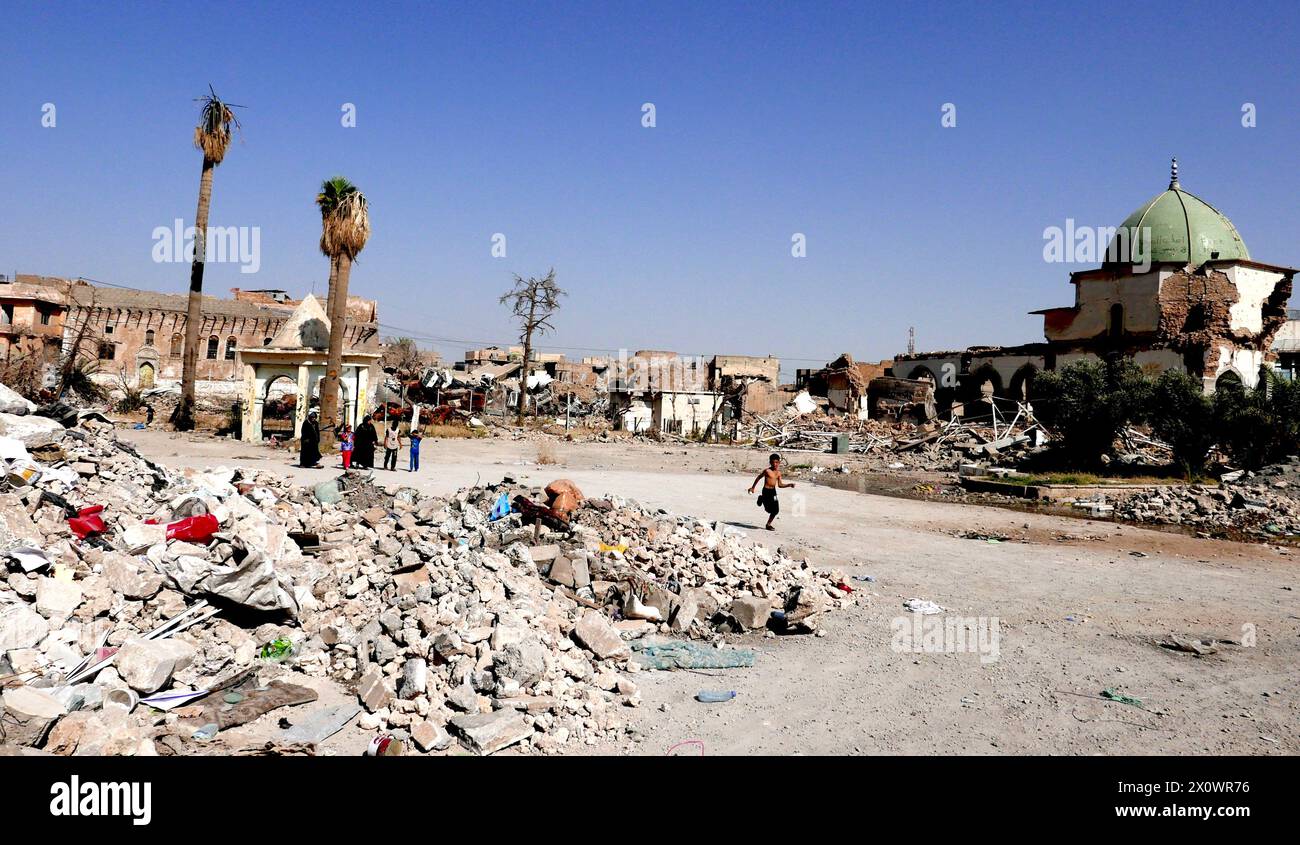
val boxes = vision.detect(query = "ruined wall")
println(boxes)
[64,300,380,389]
[1155,265,1291,385]
[1045,270,1164,342]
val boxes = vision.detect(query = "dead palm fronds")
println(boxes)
[192,84,242,164]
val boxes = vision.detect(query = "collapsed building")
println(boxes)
[893,161,1296,414]
[606,352,784,435]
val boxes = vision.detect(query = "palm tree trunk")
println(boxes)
[177,158,215,431]
[324,255,339,332]
[319,254,351,450]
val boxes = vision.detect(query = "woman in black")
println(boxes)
[352,413,378,469]
[299,411,323,468]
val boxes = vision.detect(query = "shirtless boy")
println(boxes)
[748,452,795,530]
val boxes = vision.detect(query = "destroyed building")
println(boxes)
[795,354,890,417]
[893,161,1296,412]
[1,275,381,396]
[607,352,781,435]
[0,276,66,365]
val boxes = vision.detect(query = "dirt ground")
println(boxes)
[118,427,1300,756]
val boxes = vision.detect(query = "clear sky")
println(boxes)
[2,0,1298,376]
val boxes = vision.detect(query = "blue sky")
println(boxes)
[2,0,1298,375]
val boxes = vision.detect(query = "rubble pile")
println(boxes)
[1115,458,1300,539]
[0,414,852,757]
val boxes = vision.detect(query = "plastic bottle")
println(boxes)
[695,690,737,703]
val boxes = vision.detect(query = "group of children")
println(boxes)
[336,416,423,473]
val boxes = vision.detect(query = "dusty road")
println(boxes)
[120,428,1300,755]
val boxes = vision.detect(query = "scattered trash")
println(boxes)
[631,641,756,670]
[365,734,404,756]
[192,722,219,741]
[1100,688,1144,708]
[488,491,511,521]
[259,637,296,662]
[166,513,220,543]
[695,690,737,703]
[665,739,705,756]
[903,598,945,615]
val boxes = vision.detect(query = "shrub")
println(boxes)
[1212,372,1300,469]
[1148,370,1215,477]
[1031,358,1151,468]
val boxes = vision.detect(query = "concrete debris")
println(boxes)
[0,397,853,756]
[1114,456,1300,539]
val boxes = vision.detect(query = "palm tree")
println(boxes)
[176,85,240,431]
[315,177,371,447]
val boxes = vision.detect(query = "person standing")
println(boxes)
[299,411,323,468]
[353,413,377,469]
[339,423,354,469]
[408,428,422,472]
[144,404,155,426]
[383,421,401,471]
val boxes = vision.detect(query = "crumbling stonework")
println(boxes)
[1156,266,1292,381]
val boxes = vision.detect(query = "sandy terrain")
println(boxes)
[118,427,1300,755]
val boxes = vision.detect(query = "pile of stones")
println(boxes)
[0,406,852,756]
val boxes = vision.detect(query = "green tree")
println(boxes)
[1212,372,1300,469]
[1032,358,1151,468]
[1149,370,1214,477]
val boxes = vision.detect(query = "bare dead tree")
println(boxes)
[379,336,426,378]
[499,268,565,425]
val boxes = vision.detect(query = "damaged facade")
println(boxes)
[894,162,1295,412]
[607,352,781,435]
[0,275,380,396]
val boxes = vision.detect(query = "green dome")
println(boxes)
[1107,160,1249,267]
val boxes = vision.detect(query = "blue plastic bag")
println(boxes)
[488,491,512,521]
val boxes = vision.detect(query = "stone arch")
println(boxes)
[1215,369,1244,393]
[260,373,300,440]
[1008,363,1039,402]
[907,365,937,385]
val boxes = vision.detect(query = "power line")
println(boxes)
[60,274,873,368]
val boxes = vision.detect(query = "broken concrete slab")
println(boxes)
[281,702,362,746]
[449,709,533,755]
[115,636,197,694]
[726,596,772,630]
[0,603,50,651]
[1,685,66,746]
[572,610,631,659]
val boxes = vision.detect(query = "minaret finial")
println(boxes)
[1169,156,1180,189]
